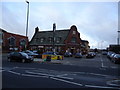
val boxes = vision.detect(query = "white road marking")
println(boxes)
[50,77,83,86]
[56,74,68,77]
[88,73,110,77]
[21,74,48,78]
[0,70,5,72]
[106,79,120,87]
[26,70,73,80]
[100,56,104,68]
[85,84,120,89]
[8,71,21,75]
[111,66,118,69]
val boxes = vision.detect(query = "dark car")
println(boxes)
[64,52,72,57]
[7,52,34,63]
[111,54,120,64]
[23,50,41,58]
[74,53,82,58]
[86,52,96,58]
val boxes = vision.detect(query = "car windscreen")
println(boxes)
[20,52,28,57]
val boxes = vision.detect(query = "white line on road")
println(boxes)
[0,70,5,72]
[21,74,49,78]
[85,84,120,89]
[50,77,83,86]
[8,71,21,75]
[26,70,73,80]
[100,56,104,68]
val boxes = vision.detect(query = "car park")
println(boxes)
[7,52,33,63]
[42,52,64,60]
[64,52,72,57]
[74,53,82,58]
[111,54,120,64]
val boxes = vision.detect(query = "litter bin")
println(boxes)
[46,55,51,61]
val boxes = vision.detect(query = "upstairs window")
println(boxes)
[71,37,76,43]
[40,37,45,43]
[56,37,62,43]
[73,31,76,35]
[8,37,16,46]
[48,37,53,43]
[20,39,26,46]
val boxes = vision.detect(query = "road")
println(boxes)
[1,53,120,89]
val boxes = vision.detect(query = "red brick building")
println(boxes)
[29,25,89,54]
[0,28,29,52]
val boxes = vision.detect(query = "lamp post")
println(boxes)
[118,30,120,45]
[53,23,56,52]
[25,0,29,37]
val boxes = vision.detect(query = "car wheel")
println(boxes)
[114,60,118,64]
[22,59,25,63]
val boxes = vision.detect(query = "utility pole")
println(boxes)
[25,0,29,37]
[53,23,56,52]
[25,0,29,50]
[118,30,120,45]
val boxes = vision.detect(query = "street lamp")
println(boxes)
[53,23,56,52]
[25,0,29,37]
[117,30,120,45]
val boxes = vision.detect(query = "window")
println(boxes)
[8,37,15,46]
[56,37,62,43]
[48,37,53,43]
[20,39,26,46]
[71,37,76,43]
[73,31,76,35]
[40,37,45,43]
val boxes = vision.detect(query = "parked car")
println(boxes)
[74,53,82,58]
[111,54,120,64]
[86,52,96,58]
[23,50,41,58]
[64,52,72,57]
[42,52,64,60]
[109,53,116,60]
[107,51,115,59]
[7,52,34,63]
[102,51,108,55]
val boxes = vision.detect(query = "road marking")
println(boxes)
[8,71,21,75]
[50,77,83,86]
[85,84,120,89]
[26,70,73,80]
[100,56,104,68]
[0,70,5,72]
[88,73,110,77]
[106,79,120,87]
[21,74,49,78]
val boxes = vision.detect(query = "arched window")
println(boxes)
[8,37,16,46]
[71,37,76,43]
[20,39,26,46]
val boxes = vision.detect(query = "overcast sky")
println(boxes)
[0,0,118,49]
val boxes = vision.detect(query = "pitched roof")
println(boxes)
[29,29,70,45]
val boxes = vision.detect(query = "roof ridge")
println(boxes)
[38,29,70,32]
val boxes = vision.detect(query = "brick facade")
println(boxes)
[1,29,29,52]
[29,25,89,55]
